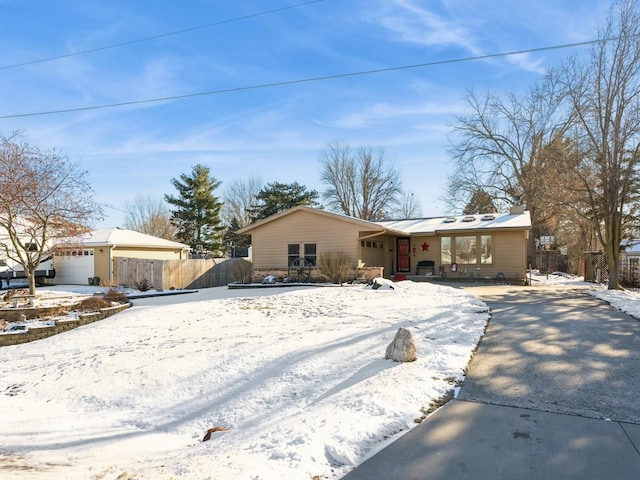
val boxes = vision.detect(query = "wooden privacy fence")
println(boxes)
[114,257,251,290]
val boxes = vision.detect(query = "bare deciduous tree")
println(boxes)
[448,79,571,213]
[559,0,640,289]
[221,176,263,228]
[320,141,401,221]
[123,194,176,240]
[0,133,102,294]
[392,191,423,219]
[447,78,572,263]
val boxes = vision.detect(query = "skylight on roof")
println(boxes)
[442,217,457,223]
[481,214,495,221]
[461,216,476,222]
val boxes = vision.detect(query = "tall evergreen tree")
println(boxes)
[249,181,322,221]
[164,164,224,254]
[463,189,497,214]
[222,216,251,256]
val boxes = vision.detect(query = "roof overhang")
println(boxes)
[238,205,386,234]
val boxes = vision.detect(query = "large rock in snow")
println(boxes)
[385,327,417,362]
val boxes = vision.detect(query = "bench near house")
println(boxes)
[238,206,531,284]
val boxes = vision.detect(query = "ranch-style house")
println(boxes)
[238,205,531,283]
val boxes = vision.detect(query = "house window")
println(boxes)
[304,243,317,267]
[288,243,317,267]
[441,237,451,264]
[480,235,493,264]
[455,236,477,264]
[287,244,300,266]
[361,241,384,249]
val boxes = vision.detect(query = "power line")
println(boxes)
[0,0,324,70]
[0,35,625,120]
[101,203,130,215]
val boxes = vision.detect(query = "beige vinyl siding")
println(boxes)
[251,210,361,269]
[92,246,186,284]
[490,230,527,278]
[359,235,392,269]
[408,236,439,274]
[94,248,112,284]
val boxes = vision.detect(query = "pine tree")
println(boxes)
[463,189,497,215]
[249,181,321,221]
[222,216,251,256]
[164,164,224,254]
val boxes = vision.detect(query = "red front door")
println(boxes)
[397,238,410,272]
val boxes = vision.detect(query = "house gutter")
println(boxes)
[358,228,388,241]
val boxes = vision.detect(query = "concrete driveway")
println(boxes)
[459,284,640,423]
[342,284,640,480]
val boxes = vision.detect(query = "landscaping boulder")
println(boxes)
[385,327,417,362]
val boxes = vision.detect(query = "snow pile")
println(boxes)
[591,287,640,317]
[528,270,592,286]
[0,281,489,479]
[528,270,640,318]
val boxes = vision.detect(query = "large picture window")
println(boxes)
[441,237,451,264]
[480,235,492,264]
[455,236,477,264]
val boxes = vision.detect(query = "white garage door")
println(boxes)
[54,249,95,285]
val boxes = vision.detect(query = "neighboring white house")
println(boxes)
[620,239,640,285]
[621,239,640,260]
[0,225,56,287]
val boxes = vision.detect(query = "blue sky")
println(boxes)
[0,0,609,228]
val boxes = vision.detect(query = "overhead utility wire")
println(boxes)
[0,0,324,70]
[0,35,627,120]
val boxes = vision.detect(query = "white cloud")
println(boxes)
[367,0,482,54]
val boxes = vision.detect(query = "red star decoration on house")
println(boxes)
[421,242,430,251]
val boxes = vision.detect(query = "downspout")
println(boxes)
[109,245,116,284]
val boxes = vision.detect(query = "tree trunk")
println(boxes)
[27,268,37,295]
[606,242,620,289]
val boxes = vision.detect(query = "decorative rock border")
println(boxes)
[0,303,80,322]
[0,302,131,347]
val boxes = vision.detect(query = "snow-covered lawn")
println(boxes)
[2,272,635,480]
[0,280,489,479]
